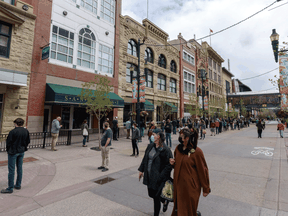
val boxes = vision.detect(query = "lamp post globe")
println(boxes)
[270,29,279,63]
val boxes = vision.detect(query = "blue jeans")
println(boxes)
[166,133,172,148]
[140,127,144,137]
[234,124,237,130]
[8,153,24,191]
[280,130,284,138]
[83,136,88,145]
[161,127,164,132]
[173,127,176,134]
[216,127,219,134]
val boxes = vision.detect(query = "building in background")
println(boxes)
[222,67,234,113]
[118,16,180,126]
[232,79,252,93]
[0,0,36,133]
[26,0,122,132]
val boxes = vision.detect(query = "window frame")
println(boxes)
[98,44,114,75]
[183,70,195,94]
[170,60,177,73]
[2,0,15,5]
[145,47,153,63]
[170,78,177,93]
[0,21,12,58]
[183,51,195,65]
[80,0,98,15]
[157,73,166,91]
[126,63,138,83]
[145,69,153,88]
[158,54,166,69]
[100,0,115,24]
[127,39,137,57]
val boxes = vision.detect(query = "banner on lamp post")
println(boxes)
[229,103,232,111]
[204,96,208,110]
[279,54,288,109]
[132,77,146,103]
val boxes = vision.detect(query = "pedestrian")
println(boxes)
[140,120,146,138]
[80,120,89,147]
[176,118,180,129]
[138,129,173,216]
[205,118,209,129]
[112,117,118,141]
[125,119,131,139]
[199,120,206,140]
[98,122,112,172]
[164,119,172,148]
[1,118,30,194]
[148,121,156,144]
[262,119,266,130]
[215,120,219,134]
[178,123,184,132]
[161,120,165,132]
[51,116,62,151]
[188,119,193,129]
[219,119,222,133]
[210,120,216,136]
[277,120,285,138]
[172,118,177,135]
[170,128,210,216]
[131,123,140,157]
[256,120,264,138]
[182,117,186,125]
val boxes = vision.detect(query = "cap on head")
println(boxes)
[153,128,162,134]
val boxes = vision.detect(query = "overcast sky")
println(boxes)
[121,0,288,92]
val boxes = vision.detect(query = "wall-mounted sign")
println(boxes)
[42,46,50,60]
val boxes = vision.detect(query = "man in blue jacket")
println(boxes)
[51,116,62,151]
[1,118,30,194]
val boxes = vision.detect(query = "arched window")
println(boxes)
[170,60,176,73]
[127,39,137,57]
[77,28,96,69]
[145,48,153,63]
[157,74,166,91]
[170,78,176,93]
[158,54,166,68]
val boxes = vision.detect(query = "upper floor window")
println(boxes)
[51,25,74,64]
[214,72,217,81]
[146,69,153,88]
[2,0,14,5]
[77,28,96,69]
[184,70,195,94]
[217,64,221,72]
[81,0,98,14]
[157,74,166,91]
[126,63,137,83]
[218,75,221,84]
[170,60,177,73]
[158,54,166,68]
[213,60,216,70]
[0,22,12,58]
[145,47,153,63]
[209,69,212,79]
[98,44,113,74]
[183,51,194,65]
[208,57,212,66]
[127,39,137,57]
[101,0,115,24]
[170,78,176,93]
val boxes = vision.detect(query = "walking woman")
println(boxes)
[256,120,264,138]
[138,129,172,216]
[170,128,210,216]
[199,120,206,140]
[210,120,216,136]
[81,120,89,147]
[277,120,285,138]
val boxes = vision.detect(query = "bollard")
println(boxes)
[42,131,46,148]
[67,130,72,145]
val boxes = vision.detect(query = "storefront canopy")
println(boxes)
[144,100,154,111]
[164,102,178,113]
[45,83,124,108]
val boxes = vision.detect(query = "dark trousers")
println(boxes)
[132,139,139,155]
[173,126,176,134]
[113,128,118,140]
[148,188,161,216]
[258,130,262,138]
[8,153,24,191]
[83,136,88,145]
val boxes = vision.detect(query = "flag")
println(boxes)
[210,29,213,33]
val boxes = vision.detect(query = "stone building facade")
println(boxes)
[0,0,36,134]
[118,16,180,126]
[222,67,234,105]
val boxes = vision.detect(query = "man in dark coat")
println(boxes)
[176,118,180,129]
[1,118,30,194]
[112,117,118,141]
[182,117,186,125]
[172,119,177,134]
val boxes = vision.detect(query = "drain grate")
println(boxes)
[0,157,38,167]
[94,177,115,185]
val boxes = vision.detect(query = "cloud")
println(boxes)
[122,0,288,91]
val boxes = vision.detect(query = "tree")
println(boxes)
[79,75,113,150]
[240,99,247,118]
[187,95,203,119]
[157,100,173,121]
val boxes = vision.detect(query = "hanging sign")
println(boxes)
[42,46,50,60]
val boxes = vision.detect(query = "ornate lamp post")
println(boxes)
[198,69,207,119]
[270,29,288,63]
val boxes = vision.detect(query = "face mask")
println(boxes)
[150,135,155,143]
[103,127,105,129]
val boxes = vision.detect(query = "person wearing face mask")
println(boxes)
[138,129,173,216]
[131,123,140,157]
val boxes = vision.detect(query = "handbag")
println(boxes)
[203,130,206,134]
[160,179,174,202]
[83,128,88,136]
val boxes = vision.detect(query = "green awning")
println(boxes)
[45,83,124,108]
[164,102,178,113]
[145,100,154,111]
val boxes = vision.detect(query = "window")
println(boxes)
[214,72,217,81]
[126,63,137,83]
[127,39,137,57]
[98,44,114,74]
[183,51,195,65]
[100,0,115,24]
[209,69,212,79]
[145,47,153,63]
[170,60,177,73]
[146,70,153,88]
[51,25,74,64]
[2,0,14,5]
[77,28,96,69]
[0,22,12,58]
[226,80,230,93]
[213,60,216,69]
[218,64,221,72]
[81,0,97,14]
[157,74,166,91]
[170,78,176,93]
[158,54,166,68]
[218,75,221,84]
[183,70,195,94]
[208,57,212,66]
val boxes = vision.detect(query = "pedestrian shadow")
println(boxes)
[82,165,97,171]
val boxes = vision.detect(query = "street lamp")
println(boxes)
[198,69,207,119]
[270,29,288,63]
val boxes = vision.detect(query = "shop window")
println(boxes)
[73,107,90,129]
[61,107,70,129]
[127,39,137,57]
[145,48,153,63]
[0,21,12,58]
[81,0,98,14]
[100,0,115,24]
[51,25,74,64]
[77,28,96,69]
[146,70,153,88]
[126,63,137,83]
[157,74,166,91]
[98,44,114,74]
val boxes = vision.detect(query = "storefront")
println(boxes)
[44,83,124,132]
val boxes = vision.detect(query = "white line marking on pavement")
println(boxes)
[251,147,274,157]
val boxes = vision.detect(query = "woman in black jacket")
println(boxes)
[256,120,264,138]
[138,129,172,216]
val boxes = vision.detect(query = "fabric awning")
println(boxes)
[45,83,124,108]
[144,100,154,111]
[164,102,178,113]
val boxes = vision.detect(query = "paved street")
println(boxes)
[0,124,288,216]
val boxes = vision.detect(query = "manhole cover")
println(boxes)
[94,177,115,185]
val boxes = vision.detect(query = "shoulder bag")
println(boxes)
[83,128,88,136]
[160,178,174,202]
